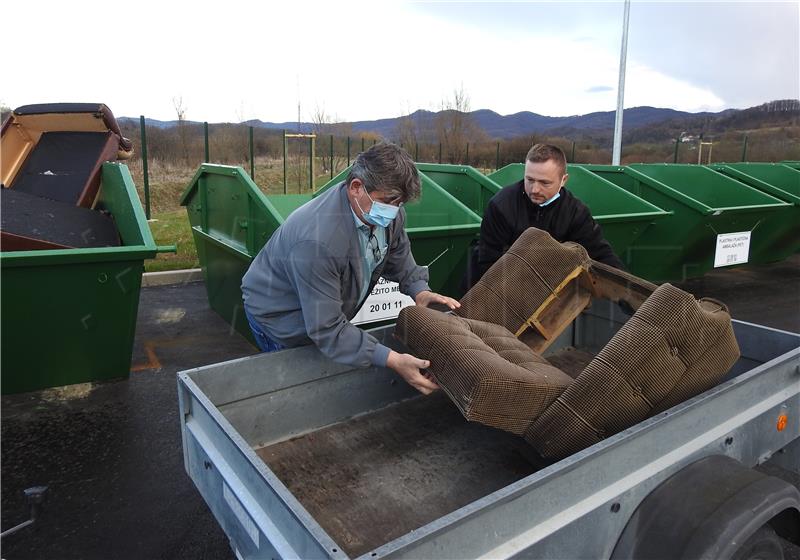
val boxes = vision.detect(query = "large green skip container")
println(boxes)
[416,163,502,217]
[1,163,161,394]
[486,163,670,260]
[182,163,481,341]
[266,193,313,220]
[317,167,483,298]
[180,165,311,342]
[580,164,790,281]
[487,164,525,190]
[711,163,800,263]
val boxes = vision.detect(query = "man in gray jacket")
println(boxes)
[242,143,459,395]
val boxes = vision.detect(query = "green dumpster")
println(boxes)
[487,163,524,190]
[486,163,670,260]
[183,164,481,341]
[416,163,501,217]
[317,167,483,298]
[180,164,302,342]
[266,193,313,220]
[1,163,161,393]
[711,163,800,263]
[580,164,789,281]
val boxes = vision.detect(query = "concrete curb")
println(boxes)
[142,268,203,287]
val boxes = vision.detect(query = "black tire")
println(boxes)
[730,525,784,560]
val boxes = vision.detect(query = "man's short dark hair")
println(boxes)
[346,142,421,202]
[526,143,567,177]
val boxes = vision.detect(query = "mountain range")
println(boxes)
[119,99,799,140]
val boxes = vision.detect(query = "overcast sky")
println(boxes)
[5,1,798,123]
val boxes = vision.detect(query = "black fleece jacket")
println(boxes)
[476,180,625,280]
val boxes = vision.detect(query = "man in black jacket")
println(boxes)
[470,143,624,287]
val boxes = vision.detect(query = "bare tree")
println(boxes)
[172,96,191,164]
[228,101,251,166]
[311,105,333,173]
[311,105,353,137]
[311,104,332,136]
[435,85,485,164]
[394,104,420,155]
[311,104,355,174]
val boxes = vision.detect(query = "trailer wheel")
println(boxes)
[730,525,783,560]
[610,456,800,560]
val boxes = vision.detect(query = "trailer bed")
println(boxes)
[178,305,800,559]
[254,347,594,556]
[258,392,530,556]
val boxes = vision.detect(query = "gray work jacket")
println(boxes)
[242,182,429,367]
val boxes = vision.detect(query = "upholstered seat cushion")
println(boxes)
[457,227,591,338]
[395,306,573,435]
[523,283,740,458]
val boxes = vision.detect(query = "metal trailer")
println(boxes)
[178,302,800,559]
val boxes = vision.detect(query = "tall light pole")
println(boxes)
[612,0,631,165]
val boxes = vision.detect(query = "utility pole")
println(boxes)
[612,0,631,166]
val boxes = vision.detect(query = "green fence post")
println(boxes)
[282,129,287,194]
[361,137,365,153]
[496,142,500,170]
[347,136,351,166]
[571,141,576,163]
[741,135,749,162]
[673,136,680,163]
[414,142,419,162]
[438,143,442,164]
[204,122,209,163]
[249,126,255,179]
[373,139,377,146]
[309,135,314,192]
[465,143,470,165]
[330,134,334,179]
[139,115,151,219]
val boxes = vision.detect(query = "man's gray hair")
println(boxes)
[345,142,421,202]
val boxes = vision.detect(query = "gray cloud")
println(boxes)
[587,86,614,93]
[628,2,799,107]
[414,2,799,110]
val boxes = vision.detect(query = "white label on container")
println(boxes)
[714,231,751,268]
[223,482,260,548]
[351,277,415,325]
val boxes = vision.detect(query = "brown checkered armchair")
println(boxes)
[395,228,740,459]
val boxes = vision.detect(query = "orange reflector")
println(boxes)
[776,414,788,432]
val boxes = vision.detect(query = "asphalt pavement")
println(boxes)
[1,281,252,560]
[1,254,799,559]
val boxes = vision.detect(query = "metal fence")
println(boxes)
[132,115,789,218]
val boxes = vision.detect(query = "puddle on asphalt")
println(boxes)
[41,382,94,401]
[155,308,186,324]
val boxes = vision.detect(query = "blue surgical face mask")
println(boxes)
[538,190,561,207]
[356,191,400,228]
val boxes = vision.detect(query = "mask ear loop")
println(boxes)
[354,185,372,218]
